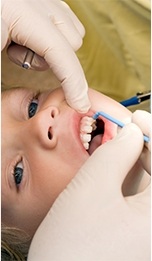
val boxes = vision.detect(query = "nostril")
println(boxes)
[51,111,55,118]
[51,108,58,118]
[51,107,59,118]
[48,129,52,140]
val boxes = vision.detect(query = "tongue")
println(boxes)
[88,134,103,155]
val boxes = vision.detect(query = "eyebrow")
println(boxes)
[2,88,22,104]
[2,87,30,98]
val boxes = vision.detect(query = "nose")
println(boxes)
[25,106,59,149]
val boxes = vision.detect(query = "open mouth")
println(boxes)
[89,119,105,154]
[80,116,107,155]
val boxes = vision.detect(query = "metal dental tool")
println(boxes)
[93,111,150,143]
[120,91,151,107]
[22,49,34,69]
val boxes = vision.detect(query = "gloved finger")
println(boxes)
[50,1,85,51]
[2,0,90,112]
[77,123,144,197]
[60,1,85,38]
[7,44,49,71]
[48,11,84,52]
[7,33,90,112]
[132,110,151,151]
[39,0,85,51]
[40,23,90,112]
[1,18,9,51]
[132,110,151,174]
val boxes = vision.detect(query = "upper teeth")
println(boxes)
[80,116,96,150]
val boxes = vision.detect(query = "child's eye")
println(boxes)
[14,162,23,186]
[28,99,38,118]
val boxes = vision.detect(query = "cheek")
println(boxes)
[20,162,74,235]
[56,145,88,169]
[15,195,53,236]
[26,143,88,231]
[30,150,87,202]
[2,191,51,237]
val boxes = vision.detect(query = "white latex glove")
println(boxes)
[1,0,90,112]
[28,122,151,261]
[132,110,151,174]
[1,18,8,51]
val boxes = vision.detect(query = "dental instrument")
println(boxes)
[120,91,151,107]
[93,111,149,143]
[22,49,34,69]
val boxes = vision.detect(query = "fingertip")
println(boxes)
[68,99,91,113]
[69,34,83,52]
[118,122,143,145]
[77,104,91,113]
[132,110,151,148]
[60,1,85,39]
[132,110,150,123]
[110,122,144,165]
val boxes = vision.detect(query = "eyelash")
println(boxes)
[12,158,24,190]
[27,91,40,118]
[14,161,23,188]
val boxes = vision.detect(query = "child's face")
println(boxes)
[2,87,131,235]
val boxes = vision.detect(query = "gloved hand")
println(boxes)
[1,0,90,112]
[132,110,151,174]
[28,122,151,261]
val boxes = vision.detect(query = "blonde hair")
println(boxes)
[1,223,31,261]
